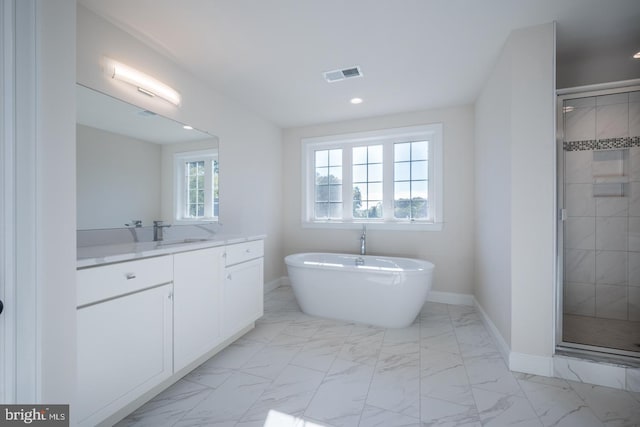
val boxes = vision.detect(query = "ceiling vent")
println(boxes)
[323,66,363,83]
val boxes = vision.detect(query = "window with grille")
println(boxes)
[301,124,443,230]
[174,150,219,221]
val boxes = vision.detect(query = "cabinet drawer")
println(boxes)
[225,240,264,266]
[77,256,173,307]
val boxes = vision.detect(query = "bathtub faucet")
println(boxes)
[359,224,366,255]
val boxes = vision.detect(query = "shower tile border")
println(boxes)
[563,136,640,151]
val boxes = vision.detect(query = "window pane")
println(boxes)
[353,165,367,183]
[329,149,342,166]
[197,204,204,217]
[368,183,383,200]
[315,202,329,218]
[197,190,204,203]
[412,180,428,199]
[189,204,197,217]
[412,198,428,219]
[316,167,328,184]
[354,184,367,201]
[411,160,428,180]
[367,201,383,218]
[329,203,343,218]
[353,146,367,164]
[329,185,342,202]
[394,181,410,199]
[315,150,328,167]
[394,142,411,162]
[395,162,410,181]
[328,167,342,183]
[368,164,382,182]
[368,145,383,163]
[316,185,329,202]
[412,141,428,160]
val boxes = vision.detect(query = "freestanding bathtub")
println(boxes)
[284,252,434,328]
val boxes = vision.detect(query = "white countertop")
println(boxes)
[77,234,266,268]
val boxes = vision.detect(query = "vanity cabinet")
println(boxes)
[222,241,264,337]
[76,256,173,427]
[76,238,265,426]
[173,246,225,372]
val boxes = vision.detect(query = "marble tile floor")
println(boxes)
[118,286,640,427]
[563,314,640,353]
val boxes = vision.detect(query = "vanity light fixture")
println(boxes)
[350,97,363,104]
[108,59,181,106]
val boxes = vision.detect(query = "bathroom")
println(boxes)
[2,0,640,426]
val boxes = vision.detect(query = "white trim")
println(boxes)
[0,0,18,403]
[474,297,554,377]
[473,297,510,363]
[426,290,473,306]
[509,352,554,377]
[556,78,640,96]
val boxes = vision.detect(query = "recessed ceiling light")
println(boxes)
[183,125,193,130]
[350,97,363,104]
[634,51,640,59]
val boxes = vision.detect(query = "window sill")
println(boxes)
[174,218,218,225]
[301,221,443,231]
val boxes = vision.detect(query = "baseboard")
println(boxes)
[473,297,553,377]
[264,276,288,293]
[473,297,511,363]
[426,290,474,306]
[510,352,554,377]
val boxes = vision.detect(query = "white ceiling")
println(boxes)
[79,0,640,128]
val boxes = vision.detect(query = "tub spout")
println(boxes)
[359,225,366,255]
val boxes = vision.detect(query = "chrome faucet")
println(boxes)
[153,220,171,242]
[359,224,366,255]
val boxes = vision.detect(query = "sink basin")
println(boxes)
[157,238,209,246]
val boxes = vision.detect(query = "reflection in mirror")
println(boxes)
[76,84,219,230]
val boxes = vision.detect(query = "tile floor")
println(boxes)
[118,286,640,427]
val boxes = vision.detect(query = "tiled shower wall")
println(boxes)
[563,91,640,321]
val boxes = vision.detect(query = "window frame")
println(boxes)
[174,149,219,223]
[301,124,443,231]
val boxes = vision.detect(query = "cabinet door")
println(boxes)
[173,246,225,371]
[222,257,264,338]
[77,284,173,427]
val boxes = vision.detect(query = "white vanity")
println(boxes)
[76,236,264,427]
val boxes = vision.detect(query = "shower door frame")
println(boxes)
[556,79,640,359]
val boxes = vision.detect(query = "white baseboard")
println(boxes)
[510,352,554,377]
[473,297,511,363]
[474,297,553,377]
[264,276,288,293]
[426,291,474,306]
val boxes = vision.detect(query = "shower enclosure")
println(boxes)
[557,83,640,358]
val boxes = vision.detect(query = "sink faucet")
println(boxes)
[359,224,366,255]
[153,220,171,242]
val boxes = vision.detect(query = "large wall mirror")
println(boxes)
[77,84,219,230]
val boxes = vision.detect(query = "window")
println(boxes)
[302,124,443,230]
[174,150,219,222]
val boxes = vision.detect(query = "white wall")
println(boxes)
[283,106,475,296]
[76,5,285,282]
[474,38,513,347]
[475,22,556,373]
[77,124,162,229]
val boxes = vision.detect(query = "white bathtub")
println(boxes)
[284,252,434,328]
